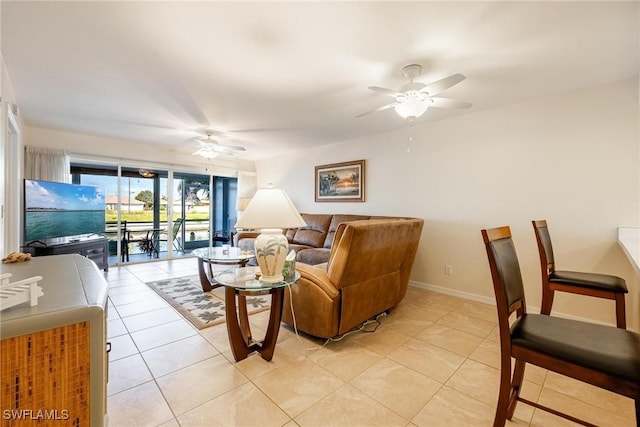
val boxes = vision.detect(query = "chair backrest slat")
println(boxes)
[532,220,555,273]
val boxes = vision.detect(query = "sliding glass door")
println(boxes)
[118,166,169,261]
[213,176,238,238]
[71,160,237,265]
[171,173,211,254]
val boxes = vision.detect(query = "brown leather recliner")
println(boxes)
[282,218,424,338]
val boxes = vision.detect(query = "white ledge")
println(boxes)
[618,227,640,276]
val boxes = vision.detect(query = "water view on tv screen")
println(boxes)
[24,179,106,242]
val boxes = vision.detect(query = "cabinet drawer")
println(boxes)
[83,247,105,256]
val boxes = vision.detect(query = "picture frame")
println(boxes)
[315,159,365,202]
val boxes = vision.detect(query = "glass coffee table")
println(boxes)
[214,267,300,362]
[192,247,255,292]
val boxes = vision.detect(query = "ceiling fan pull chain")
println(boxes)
[406,118,413,153]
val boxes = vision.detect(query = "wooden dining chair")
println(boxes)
[532,220,628,328]
[481,226,639,426]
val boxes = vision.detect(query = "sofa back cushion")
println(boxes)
[323,214,372,248]
[288,214,332,248]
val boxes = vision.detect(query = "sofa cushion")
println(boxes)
[290,214,332,248]
[296,247,331,265]
[323,214,372,248]
[285,228,297,241]
[289,243,315,255]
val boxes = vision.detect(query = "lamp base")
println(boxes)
[254,228,288,284]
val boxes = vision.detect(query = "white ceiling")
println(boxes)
[2,1,638,161]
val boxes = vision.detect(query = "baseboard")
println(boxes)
[408,280,616,328]
[409,280,496,306]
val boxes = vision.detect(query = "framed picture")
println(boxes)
[315,159,365,202]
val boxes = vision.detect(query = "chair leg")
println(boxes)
[507,360,525,419]
[494,372,509,426]
[494,355,513,427]
[635,398,639,427]
[494,356,525,427]
[615,293,626,329]
[121,238,129,262]
[540,285,554,315]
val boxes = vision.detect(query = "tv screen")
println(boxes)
[24,179,106,242]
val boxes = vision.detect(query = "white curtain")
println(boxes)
[236,171,257,212]
[24,146,70,182]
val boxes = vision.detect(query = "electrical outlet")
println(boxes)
[445,264,453,275]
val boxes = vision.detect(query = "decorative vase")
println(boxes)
[254,228,289,283]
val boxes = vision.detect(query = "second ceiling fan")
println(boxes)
[357,64,472,120]
[191,130,246,159]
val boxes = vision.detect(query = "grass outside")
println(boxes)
[106,210,210,223]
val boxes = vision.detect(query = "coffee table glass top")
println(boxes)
[192,246,254,263]
[215,267,300,291]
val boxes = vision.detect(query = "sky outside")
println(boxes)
[80,175,170,200]
[25,179,105,210]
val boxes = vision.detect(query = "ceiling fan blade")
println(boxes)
[207,144,245,154]
[196,140,213,147]
[368,86,403,97]
[356,102,398,118]
[421,73,466,96]
[220,145,246,152]
[428,97,472,109]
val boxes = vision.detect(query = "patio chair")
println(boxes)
[169,218,184,252]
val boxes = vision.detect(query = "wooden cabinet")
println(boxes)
[0,255,108,426]
[25,237,109,271]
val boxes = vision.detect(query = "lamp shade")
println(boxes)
[234,187,307,230]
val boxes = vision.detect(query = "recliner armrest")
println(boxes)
[296,263,339,299]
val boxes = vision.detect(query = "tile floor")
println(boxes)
[104,258,636,426]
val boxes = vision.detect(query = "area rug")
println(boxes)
[145,275,271,330]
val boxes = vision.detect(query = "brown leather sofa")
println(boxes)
[236,213,413,265]
[282,218,424,338]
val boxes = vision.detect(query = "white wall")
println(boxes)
[256,79,640,330]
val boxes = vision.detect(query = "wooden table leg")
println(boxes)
[198,257,222,292]
[225,286,249,362]
[224,286,284,362]
[259,287,284,361]
[238,294,252,344]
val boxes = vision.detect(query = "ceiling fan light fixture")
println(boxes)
[138,168,155,178]
[193,147,220,159]
[394,98,430,119]
[189,129,246,158]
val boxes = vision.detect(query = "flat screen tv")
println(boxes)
[24,179,106,242]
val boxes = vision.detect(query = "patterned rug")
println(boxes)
[145,275,271,330]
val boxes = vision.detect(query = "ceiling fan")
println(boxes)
[191,130,246,159]
[357,64,472,120]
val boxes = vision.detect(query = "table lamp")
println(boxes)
[234,186,307,283]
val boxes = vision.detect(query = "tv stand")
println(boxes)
[23,236,109,271]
